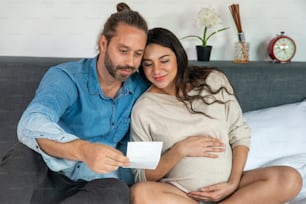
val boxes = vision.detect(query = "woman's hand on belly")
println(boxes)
[174,135,225,158]
[187,181,236,203]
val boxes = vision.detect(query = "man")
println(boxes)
[1,2,148,204]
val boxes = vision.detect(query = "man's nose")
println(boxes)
[125,54,134,67]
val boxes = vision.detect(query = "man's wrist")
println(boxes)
[74,139,90,162]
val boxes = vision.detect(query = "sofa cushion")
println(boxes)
[243,100,306,170]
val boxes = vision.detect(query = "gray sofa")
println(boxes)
[0,56,80,158]
[1,56,306,202]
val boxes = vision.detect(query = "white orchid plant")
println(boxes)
[182,7,229,47]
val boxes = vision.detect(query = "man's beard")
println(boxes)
[104,49,137,81]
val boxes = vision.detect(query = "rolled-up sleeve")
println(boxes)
[17,67,79,171]
[17,108,79,171]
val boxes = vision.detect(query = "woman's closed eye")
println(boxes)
[161,59,169,64]
[142,57,170,68]
[142,61,152,67]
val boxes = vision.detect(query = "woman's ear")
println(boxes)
[99,35,108,53]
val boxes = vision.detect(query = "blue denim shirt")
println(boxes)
[17,56,148,184]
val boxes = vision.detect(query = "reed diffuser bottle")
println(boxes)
[229,4,249,63]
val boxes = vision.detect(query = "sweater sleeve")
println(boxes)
[129,96,153,183]
[208,71,251,149]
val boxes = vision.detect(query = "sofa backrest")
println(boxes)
[191,60,306,112]
[1,57,306,159]
[0,56,79,157]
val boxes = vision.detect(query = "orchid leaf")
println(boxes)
[206,27,230,42]
[180,35,203,43]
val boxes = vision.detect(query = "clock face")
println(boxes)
[271,37,296,62]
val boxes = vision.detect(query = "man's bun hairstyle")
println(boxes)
[99,2,148,46]
[116,2,131,12]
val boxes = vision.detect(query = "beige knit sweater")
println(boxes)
[130,70,250,192]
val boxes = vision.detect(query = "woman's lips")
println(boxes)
[153,74,167,82]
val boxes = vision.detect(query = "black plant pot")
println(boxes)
[196,45,212,61]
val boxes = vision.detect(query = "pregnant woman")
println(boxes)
[130,27,302,204]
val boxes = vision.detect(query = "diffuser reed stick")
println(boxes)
[229,4,249,63]
[229,4,243,34]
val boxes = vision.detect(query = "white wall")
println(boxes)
[0,0,305,61]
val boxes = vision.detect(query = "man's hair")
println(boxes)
[98,2,148,48]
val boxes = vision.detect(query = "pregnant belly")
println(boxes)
[163,153,232,192]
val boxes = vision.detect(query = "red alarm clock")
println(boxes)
[268,31,296,63]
